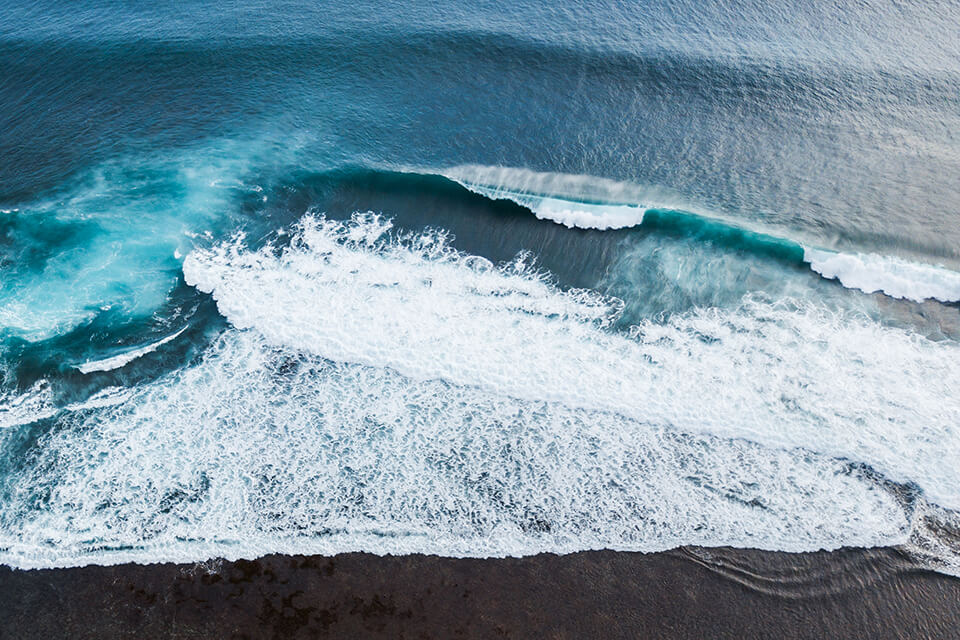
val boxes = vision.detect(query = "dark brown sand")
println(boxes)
[1,546,958,639]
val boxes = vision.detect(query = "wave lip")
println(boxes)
[441,164,665,229]
[504,195,646,230]
[804,248,960,304]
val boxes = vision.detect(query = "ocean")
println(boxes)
[1,0,959,582]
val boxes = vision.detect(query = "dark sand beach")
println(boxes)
[2,547,958,639]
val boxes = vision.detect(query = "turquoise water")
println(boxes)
[1,0,959,570]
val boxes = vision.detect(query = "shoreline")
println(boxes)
[2,546,958,638]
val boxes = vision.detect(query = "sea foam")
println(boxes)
[2,213,957,570]
[182,214,960,509]
[0,327,917,569]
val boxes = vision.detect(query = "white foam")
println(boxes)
[492,190,645,230]
[3,214,958,569]
[0,330,916,569]
[185,214,960,508]
[804,248,960,303]
[75,327,187,374]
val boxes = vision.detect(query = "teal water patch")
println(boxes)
[640,208,806,263]
[0,209,100,276]
[0,140,286,342]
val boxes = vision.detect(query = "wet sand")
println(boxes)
[1,546,958,639]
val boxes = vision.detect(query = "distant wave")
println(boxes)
[439,165,960,303]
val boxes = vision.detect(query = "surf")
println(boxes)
[4,212,958,570]
[183,213,960,506]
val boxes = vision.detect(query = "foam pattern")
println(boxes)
[0,330,913,569]
[3,213,958,569]
[185,214,960,509]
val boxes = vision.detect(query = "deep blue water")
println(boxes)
[1,0,959,570]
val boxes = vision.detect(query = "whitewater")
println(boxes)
[2,212,958,572]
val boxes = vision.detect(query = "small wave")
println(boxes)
[75,327,187,374]
[438,165,960,303]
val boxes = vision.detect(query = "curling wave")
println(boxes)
[439,165,960,303]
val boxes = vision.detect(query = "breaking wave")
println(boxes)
[439,165,960,303]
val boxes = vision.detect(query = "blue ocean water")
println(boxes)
[1,1,959,570]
